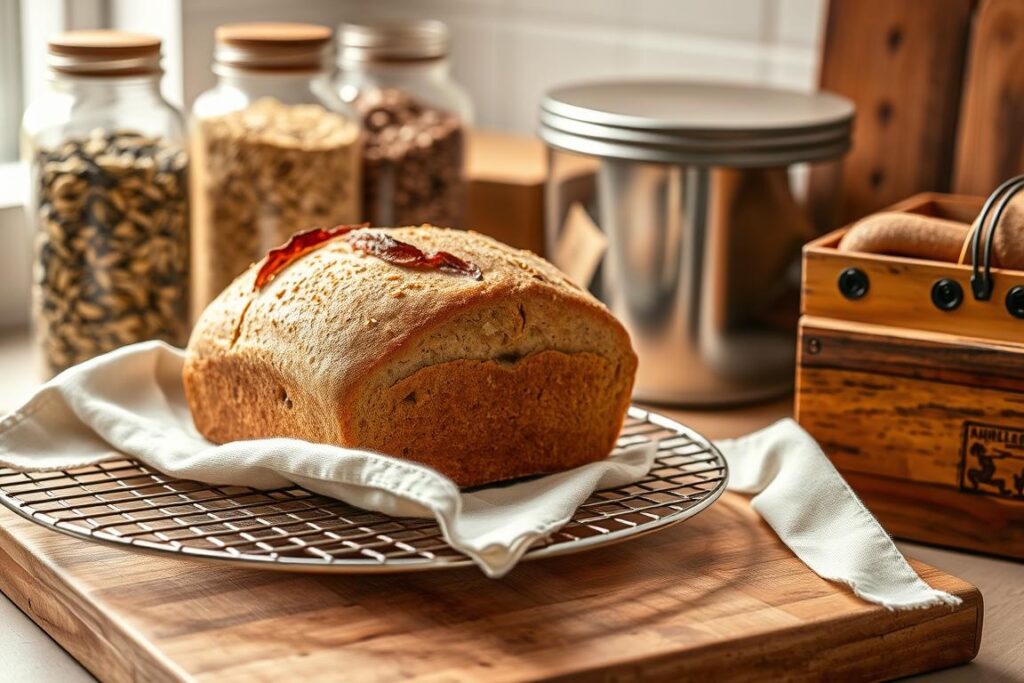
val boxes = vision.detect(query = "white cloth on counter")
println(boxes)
[0,342,959,607]
[717,422,960,610]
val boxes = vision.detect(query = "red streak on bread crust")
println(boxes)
[254,225,482,290]
[254,224,363,290]
[344,231,483,281]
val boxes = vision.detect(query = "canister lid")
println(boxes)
[214,23,333,73]
[337,20,450,65]
[48,30,162,76]
[539,80,854,166]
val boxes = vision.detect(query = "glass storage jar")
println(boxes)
[191,22,362,309]
[21,31,190,378]
[539,80,854,406]
[335,20,472,228]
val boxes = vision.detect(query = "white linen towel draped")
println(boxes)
[0,342,958,608]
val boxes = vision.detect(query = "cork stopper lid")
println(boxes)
[48,30,162,76]
[214,22,333,72]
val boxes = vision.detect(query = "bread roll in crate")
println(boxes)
[797,178,1024,560]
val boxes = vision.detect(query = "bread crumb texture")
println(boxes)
[184,226,637,486]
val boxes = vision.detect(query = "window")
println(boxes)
[0,0,107,328]
[0,0,21,163]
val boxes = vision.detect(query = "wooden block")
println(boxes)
[0,492,981,682]
[465,129,547,254]
[812,0,973,224]
[953,0,1024,196]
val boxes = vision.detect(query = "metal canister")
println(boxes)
[539,81,854,406]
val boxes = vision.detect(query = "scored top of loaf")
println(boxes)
[187,226,634,418]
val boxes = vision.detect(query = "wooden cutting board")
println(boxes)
[0,488,981,682]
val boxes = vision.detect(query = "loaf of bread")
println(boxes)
[184,226,637,487]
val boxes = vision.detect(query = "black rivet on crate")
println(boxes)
[887,27,903,52]
[877,100,893,125]
[869,169,885,189]
[1006,286,1024,319]
[931,279,964,311]
[806,338,821,355]
[838,268,869,300]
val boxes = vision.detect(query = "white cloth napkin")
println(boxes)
[0,342,959,608]
[718,423,960,610]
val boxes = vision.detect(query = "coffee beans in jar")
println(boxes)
[33,129,189,376]
[193,97,362,304]
[335,20,472,229]
[355,88,464,228]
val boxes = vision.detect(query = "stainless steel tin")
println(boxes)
[539,80,854,406]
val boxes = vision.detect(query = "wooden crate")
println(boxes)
[796,192,1024,559]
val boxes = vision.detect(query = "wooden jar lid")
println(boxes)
[48,30,162,76]
[215,22,332,47]
[214,23,333,72]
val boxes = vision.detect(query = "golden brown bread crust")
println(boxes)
[184,226,637,486]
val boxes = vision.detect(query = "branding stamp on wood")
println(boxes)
[960,422,1024,501]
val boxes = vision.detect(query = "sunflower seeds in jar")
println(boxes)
[22,31,190,378]
[32,129,190,376]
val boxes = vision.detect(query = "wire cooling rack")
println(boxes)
[0,407,727,573]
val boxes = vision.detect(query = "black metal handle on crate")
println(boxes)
[971,174,1024,301]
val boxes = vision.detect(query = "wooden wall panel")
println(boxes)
[953,0,1024,196]
[812,0,973,226]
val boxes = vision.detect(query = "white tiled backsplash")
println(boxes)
[112,0,826,134]
[336,0,826,134]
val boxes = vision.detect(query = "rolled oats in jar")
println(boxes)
[335,20,473,229]
[22,31,190,377]
[191,23,362,309]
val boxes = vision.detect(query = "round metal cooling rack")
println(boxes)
[0,407,727,573]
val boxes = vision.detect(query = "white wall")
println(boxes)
[343,0,826,133]
[112,0,826,133]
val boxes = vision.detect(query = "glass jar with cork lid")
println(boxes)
[334,20,472,229]
[191,22,363,309]
[21,30,189,377]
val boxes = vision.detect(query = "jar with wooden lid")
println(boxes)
[21,30,189,377]
[334,20,472,229]
[191,22,362,309]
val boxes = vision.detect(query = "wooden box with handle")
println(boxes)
[796,189,1024,560]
